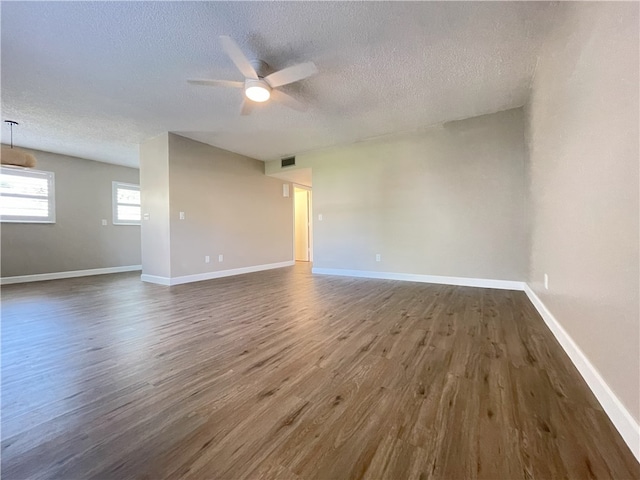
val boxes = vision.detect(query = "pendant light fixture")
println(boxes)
[2,120,36,168]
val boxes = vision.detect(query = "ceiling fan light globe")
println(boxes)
[245,79,271,103]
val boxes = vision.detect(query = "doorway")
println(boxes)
[294,186,312,262]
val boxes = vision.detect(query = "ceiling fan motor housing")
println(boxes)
[249,59,271,78]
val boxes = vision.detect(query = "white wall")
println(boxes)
[526,1,639,423]
[267,108,528,282]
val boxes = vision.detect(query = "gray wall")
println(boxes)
[526,2,639,421]
[168,133,293,276]
[267,108,528,281]
[140,133,293,280]
[1,148,141,277]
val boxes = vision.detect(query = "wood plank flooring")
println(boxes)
[1,263,638,479]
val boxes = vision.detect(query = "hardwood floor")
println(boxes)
[1,263,638,479]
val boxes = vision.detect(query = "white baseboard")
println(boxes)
[141,260,295,286]
[524,284,640,462]
[139,274,172,286]
[0,265,142,285]
[311,268,525,291]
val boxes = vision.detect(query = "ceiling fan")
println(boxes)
[188,36,318,115]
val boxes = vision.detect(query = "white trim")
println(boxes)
[0,166,56,223]
[112,181,141,225]
[140,274,172,286]
[311,268,525,291]
[524,284,640,462]
[0,265,142,285]
[141,260,295,286]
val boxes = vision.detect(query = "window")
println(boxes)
[0,166,55,223]
[112,182,141,225]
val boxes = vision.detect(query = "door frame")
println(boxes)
[292,184,313,263]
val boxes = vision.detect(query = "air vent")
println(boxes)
[281,156,295,168]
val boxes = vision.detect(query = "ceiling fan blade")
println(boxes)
[240,98,254,116]
[219,36,258,80]
[264,62,318,88]
[271,89,308,112]
[187,79,244,88]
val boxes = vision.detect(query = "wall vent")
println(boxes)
[281,156,296,168]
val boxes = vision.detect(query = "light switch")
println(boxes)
[179,211,185,220]
[318,214,323,221]
[101,219,107,226]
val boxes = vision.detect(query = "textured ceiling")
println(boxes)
[1,2,559,168]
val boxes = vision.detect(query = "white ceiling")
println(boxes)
[1,2,559,168]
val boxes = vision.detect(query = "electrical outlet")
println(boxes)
[143,213,150,221]
[205,256,210,263]
[101,219,107,226]
[376,254,381,262]
[544,273,549,290]
[218,254,223,262]
[179,211,185,220]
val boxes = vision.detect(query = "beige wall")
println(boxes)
[168,134,293,277]
[526,2,639,421]
[139,133,171,278]
[1,148,141,277]
[141,134,293,281]
[268,108,528,281]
